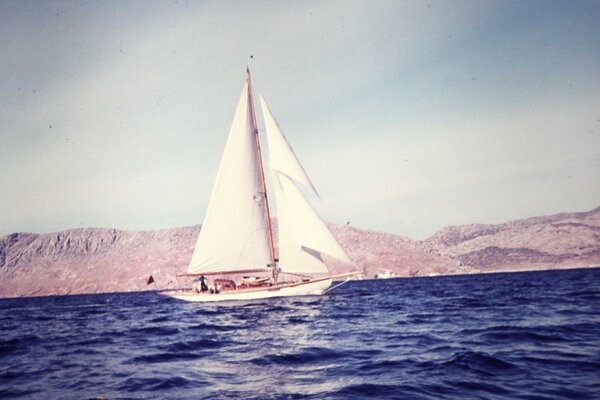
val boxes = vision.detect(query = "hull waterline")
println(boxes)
[159,278,333,303]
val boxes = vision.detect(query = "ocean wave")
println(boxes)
[0,268,599,399]
[250,346,345,366]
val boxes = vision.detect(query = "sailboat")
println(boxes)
[160,69,357,302]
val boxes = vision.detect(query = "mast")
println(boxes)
[246,68,276,265]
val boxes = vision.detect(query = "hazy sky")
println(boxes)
[1,0,599,239]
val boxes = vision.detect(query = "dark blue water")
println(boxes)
[1,268,599,399]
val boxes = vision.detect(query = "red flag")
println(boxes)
[145,275,155,285]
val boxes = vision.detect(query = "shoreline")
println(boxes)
[2,265,598,301]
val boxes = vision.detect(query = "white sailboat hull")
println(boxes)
[159,277,333,303]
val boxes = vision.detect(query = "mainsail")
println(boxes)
[261,97,352,274]
[187,79,271,274]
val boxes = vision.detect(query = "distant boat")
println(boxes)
[375,270,397,279]
[160,69,357,302]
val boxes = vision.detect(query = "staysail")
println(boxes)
[261,96,352,274]
[187,79,271,274]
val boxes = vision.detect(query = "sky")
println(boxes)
[1,0,599,239]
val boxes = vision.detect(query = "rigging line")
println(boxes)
[234,226,273,269]
[246,68,276,264]
[282,271,312,279]
[323,278,352,294]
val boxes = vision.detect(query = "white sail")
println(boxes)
[260,95,350,273]
[187,81,271,274]
[271,168,352,275]
[259,95,319,197]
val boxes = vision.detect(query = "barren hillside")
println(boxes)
[1,207,598,298]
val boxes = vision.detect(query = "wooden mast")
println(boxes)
[246,68,276,265]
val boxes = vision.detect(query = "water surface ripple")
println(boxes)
[1,268,599,399]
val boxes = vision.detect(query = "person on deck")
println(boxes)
[192,275,209,294]
[200,275,209,292]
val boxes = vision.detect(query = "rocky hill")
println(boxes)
[1,207,598,298]
[425,206,600,272]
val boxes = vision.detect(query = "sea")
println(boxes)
[1,268,599,400]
